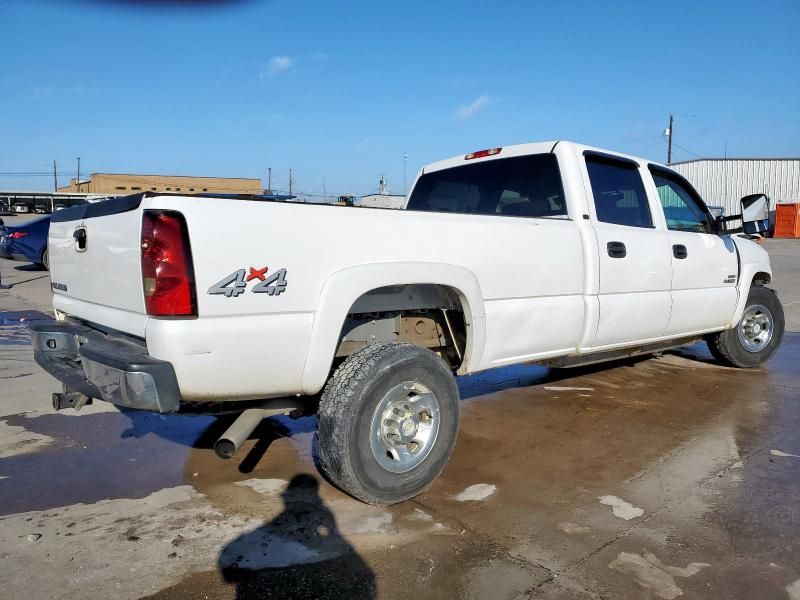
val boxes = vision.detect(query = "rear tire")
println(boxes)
[316,342,460,505]
[40,248,49,271]
[706,286,784,368]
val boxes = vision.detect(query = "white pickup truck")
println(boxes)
[31,141,784,505]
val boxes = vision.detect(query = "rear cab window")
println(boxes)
[584,154,653,228]
[406,154,567,218]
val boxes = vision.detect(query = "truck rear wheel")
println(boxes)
[316,341,460,505]
[706,286,784,368]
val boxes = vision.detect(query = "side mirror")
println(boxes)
[741,193,770,235]
[712,214,744,235]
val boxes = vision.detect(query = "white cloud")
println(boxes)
[66,84,99,96]
[261,56,294,79]
[32,86,53,100]
[455,95,490,121]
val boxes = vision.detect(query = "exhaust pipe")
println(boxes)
[214,400,303,459]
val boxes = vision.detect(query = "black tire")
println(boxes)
[706,286,784,368]
[316,341,460,505]
[40,248,49,271]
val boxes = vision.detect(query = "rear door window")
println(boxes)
[406,154,566,218]
[585,155,653,228]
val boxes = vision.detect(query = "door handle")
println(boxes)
[672,244,688,259]
[73,227,87,251]
[607,241,627,258]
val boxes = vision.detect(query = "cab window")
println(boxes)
[649,167,711,233]
[585,155,652,228]
[406,154,567,218]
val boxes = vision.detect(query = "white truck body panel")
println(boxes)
[49,209,148,337]
[45,141,773,402]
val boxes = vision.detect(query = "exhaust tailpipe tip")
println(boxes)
[214,439,237,460]
[212,401,304,460]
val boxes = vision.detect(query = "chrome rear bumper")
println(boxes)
[30,320,181,413]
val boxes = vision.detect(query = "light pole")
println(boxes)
[403,152,408,195]
[76,157,81,192]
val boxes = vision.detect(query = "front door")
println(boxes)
[584,154,673,348]
[648,166,739,335]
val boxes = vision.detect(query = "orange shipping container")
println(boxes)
[774,203,800,238]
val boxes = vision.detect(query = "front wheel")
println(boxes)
[316,342,460,505]
[706,286,785,368]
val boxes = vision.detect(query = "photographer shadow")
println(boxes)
[219,474,376,600]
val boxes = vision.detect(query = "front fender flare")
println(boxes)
[301,262,486,395]
[728,261,773,328]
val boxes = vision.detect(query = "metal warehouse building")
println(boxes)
[668,158,800,219]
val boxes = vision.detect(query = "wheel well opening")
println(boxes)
[334,284,468,371]
[753,272,771,286]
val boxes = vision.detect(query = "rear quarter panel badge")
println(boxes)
[208,266,288,297]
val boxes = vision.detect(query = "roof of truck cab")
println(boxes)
[421,142,559,174]
[419,140,669,175]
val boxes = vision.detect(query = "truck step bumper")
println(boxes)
[30,320,181,413]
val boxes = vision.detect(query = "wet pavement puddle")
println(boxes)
[0,310,51,345]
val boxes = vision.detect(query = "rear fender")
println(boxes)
[301,262,486,394]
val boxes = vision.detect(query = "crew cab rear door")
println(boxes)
[646,166,739,335]
[582,152,673,347]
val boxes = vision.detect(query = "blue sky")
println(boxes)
[1,0,799,198]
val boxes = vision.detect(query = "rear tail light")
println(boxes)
[465,147,502,160]
[141,210,197,317]
[9,231,28,239]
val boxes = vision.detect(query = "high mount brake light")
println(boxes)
[141,210,197,317]
[9,231,28,239]
[465,147,502,160]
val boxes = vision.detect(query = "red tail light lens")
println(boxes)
[141,211,197,317]
[9,231,28,239]
[465,147,502,160]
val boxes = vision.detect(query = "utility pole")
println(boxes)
[666,114,674,164]
[323,177,327,203]
[53,160,57,192]
[289,168,293,196]
[267,167,272,194]
[76,157,81,192]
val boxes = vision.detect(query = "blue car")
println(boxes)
[0,216,50,270]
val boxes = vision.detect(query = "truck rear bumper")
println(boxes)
[30,320,181,413]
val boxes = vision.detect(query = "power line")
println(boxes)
[671,141,703,159]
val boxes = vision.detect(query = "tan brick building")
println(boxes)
[57,173,263,195]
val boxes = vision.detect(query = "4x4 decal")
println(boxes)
[208,266,288,297]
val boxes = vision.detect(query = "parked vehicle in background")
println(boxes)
[31,141,784,505]
[12,203,30,214]
[0,215,50,269]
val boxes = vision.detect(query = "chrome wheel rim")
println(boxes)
[370,381,440,473]
[737,304,774,353]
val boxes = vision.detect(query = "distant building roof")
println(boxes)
[669,157,799,166]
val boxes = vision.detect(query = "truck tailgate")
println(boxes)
[48,196,148,337]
